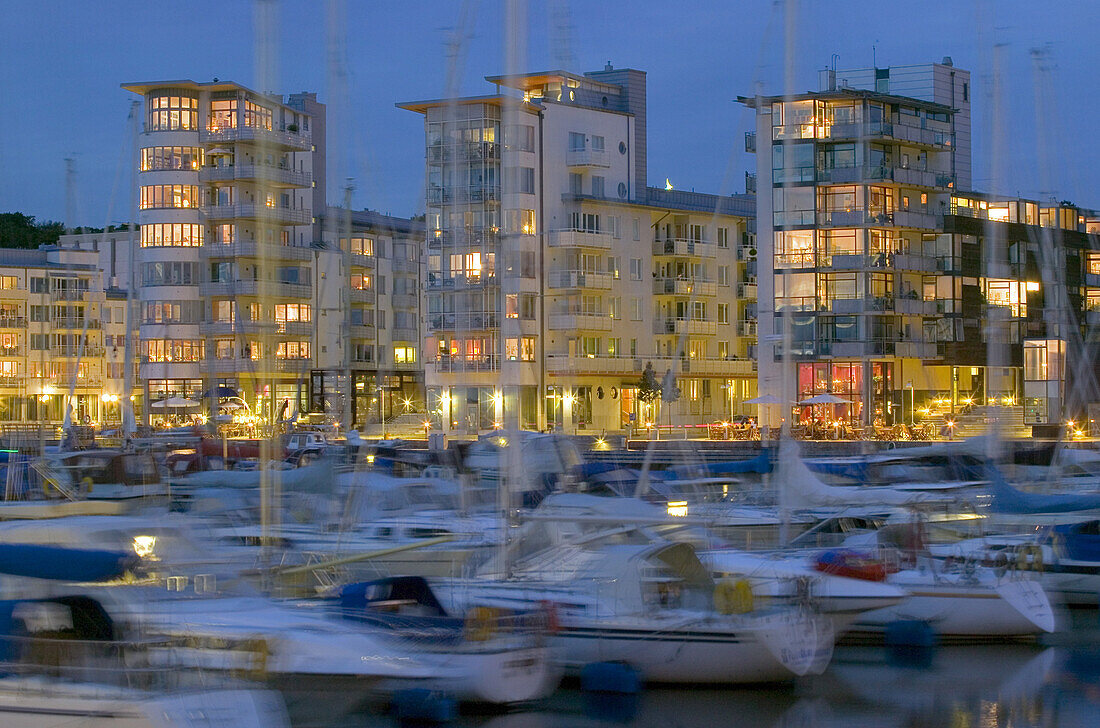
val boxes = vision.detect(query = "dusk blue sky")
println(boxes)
[1,0,1098,226]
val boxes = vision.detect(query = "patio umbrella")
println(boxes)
[151,397,201,409]
[201,386,239,399]
[744,394,785,405]
[798,393,848,405]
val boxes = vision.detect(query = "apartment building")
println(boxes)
[61,203,426,428]
[747,59,1100,433]
[0,246,119,426]
[117,80,321,423]
[401,66,757,435]
[312,208,425,427]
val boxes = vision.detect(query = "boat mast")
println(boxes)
[121,101,141,448]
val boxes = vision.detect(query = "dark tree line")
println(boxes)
[0,213,134,249]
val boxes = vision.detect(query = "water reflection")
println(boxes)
[327,642,1100,728]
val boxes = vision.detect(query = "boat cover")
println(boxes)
[987,467,1100,514]
[0,544,137,582]
[1053,521,1100,561]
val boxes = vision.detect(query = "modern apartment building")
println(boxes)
[401,66,757,435]
[746,59,1100,433]
[119,80,322,423]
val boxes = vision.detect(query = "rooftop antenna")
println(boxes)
[64,157,77,234]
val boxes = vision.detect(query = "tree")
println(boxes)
[0,212,66,249]
[637,362,661,405]
[660,369,681,403]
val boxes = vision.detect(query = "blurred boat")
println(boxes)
[439,537,837,683]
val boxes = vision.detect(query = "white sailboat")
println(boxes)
[438,536,836,683]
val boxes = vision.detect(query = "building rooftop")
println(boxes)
[562,188,755,218]
[318,207,425,236]
[120,79,311,113]
[738,87,956,113]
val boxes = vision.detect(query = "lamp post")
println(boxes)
[906,380,914,427]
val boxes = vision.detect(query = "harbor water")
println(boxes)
[319,610,1100,728]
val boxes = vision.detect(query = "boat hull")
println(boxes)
[850,577,1055,638]
[0,680,288,728]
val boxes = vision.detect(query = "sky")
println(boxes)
[1,0,1099,227]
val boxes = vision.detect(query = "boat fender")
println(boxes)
[992,552,1009,578]
[539,599,561,633]
[580,661,641,694]
[714,578,753,614]
[1016,543,1043,572]
[81,476,94,494]
[243,637,269,678]
[884,619,937,648]
[464,606,498,642]
[391,689,457,723]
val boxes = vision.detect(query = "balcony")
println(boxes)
[199,125,312,151]
[737,320,757,337]
[893,253,936,272]
[652,238,717,258]
[427,184,501,205]
[546,355,754,377]
[428,312,499,331]
[652,278,717,297]
[390,293,418,310]
[432,356,500,373]
[50,375,103,389]
[816,165,942,188]
[199,280,312,298]
[349,288,376,304]
[896,342,938,359]
[349,324,376,339]
[344,252,377,269]
[53,318,101,330]
[199,164,312,188]
[201,241,314,260]
[549,270,614,290]
[1086,272,1100,288]
[891,167,939,188]
[892,209,938,229]
[548,229,613,250]
[828,296,896,314]
[392,258,419,274]
[895,298,936,316]
[0,317,26,329]
[737,282,758,299]
[201,204,312,226]
[566,148,610,169]
[548,313,613,332]
[654,318,717,336]
[51,289,88,302]
[52,345,104,357]
[392,326,419,341]
[427,141,500,164]
[823,120,951,148]
[0,347,21,357]
[198,320,312,336]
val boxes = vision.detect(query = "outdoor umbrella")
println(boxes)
[744,394,785,405]
[151,397,201,409]
[201,386,239,399]
[798,393,848,405]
